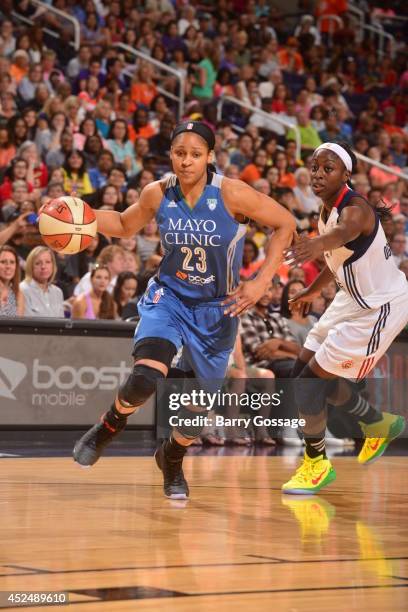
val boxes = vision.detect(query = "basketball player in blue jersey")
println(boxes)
[73,121,296,499]
[281,141,408,495]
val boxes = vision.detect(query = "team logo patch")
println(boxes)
[341,360,354,369]
[207,198,217,211]
[153,288,164,303]
[176,270,188,280]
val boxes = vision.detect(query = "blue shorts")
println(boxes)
[134,279,238,380]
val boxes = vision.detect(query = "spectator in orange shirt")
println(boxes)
[382,107,405,138]
[277,38,304,75]
[315,0,348,34]
[10,50,30,84]
[130,63,158,108]
[128,107,156,143]
[369,151,402,190]
[274,151,296,189]
[240,238,264,279]
[240,148,268,184]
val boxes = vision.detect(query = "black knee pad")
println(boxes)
[118,364,164,408]
[132,337,176,370]
[295,365,338,416]
[175,406,206,439]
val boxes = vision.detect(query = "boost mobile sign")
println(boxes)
[0,334,154,426]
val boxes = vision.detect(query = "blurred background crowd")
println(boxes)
[0,1,407,439]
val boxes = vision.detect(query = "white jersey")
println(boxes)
[319,186,408,309]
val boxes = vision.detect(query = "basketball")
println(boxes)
[39,196,97,255]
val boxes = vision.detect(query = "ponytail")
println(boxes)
[337,140,394,224]
[372,198,394,224]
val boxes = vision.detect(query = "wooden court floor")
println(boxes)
[1,455,407,611]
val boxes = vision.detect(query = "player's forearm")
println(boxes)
[256,226,295,284]
[308,265,333,293]
[317,225,358,252]
[95,210,129,238]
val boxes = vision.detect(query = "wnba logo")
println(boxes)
[341,360,354,369]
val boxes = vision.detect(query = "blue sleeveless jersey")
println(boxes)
[155,172,247,300]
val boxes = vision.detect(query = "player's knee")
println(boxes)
[295,365,337,415]
[118,364,164,409]
[175,406,206,440]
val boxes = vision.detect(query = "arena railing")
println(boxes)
[11,0,80,51]
[217,96,302,160]
[354,153,408,183]
[347,3,365,41]
[316,15,343,47]
[362,23,396,60]
[217,96,407,183]
[318,13,396,59]
[114,43,186,121]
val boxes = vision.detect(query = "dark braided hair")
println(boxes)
[337,140,393,223]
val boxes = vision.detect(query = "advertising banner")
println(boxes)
[0,333,154,426]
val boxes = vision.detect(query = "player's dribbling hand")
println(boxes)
[285,234,324,265]
[222,278,268,317]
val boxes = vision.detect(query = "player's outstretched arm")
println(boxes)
[222,178,297,316]
[95,182,162,238]
[286,199,374,265]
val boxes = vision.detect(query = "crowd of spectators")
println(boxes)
[0,1,407,334]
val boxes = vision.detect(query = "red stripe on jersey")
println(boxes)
[333,185,350,209]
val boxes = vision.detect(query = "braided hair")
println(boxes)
[337,140,393,223]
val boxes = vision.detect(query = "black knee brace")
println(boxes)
[132,337,176,369]
[118,364,164,408]
[295,365,338,416]
[175,406,206,440]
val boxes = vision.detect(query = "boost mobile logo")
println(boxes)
[0,357,27,400]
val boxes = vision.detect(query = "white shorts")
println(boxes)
[304,291,408,379]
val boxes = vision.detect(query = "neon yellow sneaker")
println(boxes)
[358,413,405,465]
[282,453,336,495]
[281,495,336,542]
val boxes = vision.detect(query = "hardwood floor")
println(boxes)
[1,456,407,611]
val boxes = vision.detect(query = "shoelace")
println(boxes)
[294,461,314,482]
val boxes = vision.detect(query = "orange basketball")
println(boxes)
[39,196,97,255]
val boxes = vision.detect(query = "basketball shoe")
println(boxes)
[281,495,336,542]
[73,415,126,467]
[155,441,189,499]
[282,453,337,495]
[358,413,405,465]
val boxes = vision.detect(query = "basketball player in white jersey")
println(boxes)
[281,141,408,495]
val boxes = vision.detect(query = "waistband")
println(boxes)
[153,276,229,308]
